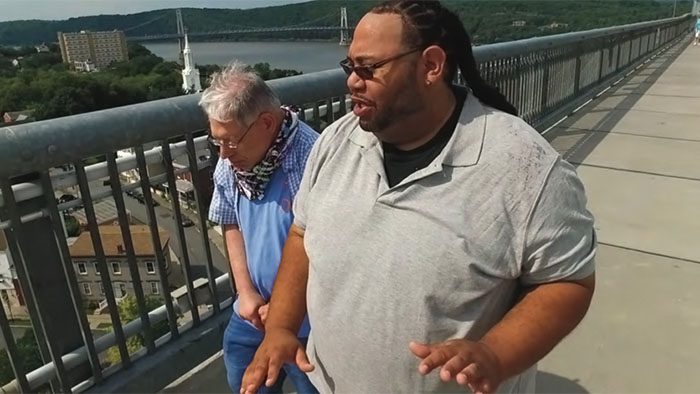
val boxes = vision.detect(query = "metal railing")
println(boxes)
[0,14,693,393]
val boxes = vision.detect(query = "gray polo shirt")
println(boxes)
[293,94,596,393]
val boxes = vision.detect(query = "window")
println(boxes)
[150,282,159,295]
[114,283,127,298]
[77,262,87,275]
[98,282,104,295]
[111,261,121,275]
[145,261,156,274]
[94,262,101,275]
[82,283,92,295]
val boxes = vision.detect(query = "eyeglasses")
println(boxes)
[339,48,422,80]
[208,117,257,150]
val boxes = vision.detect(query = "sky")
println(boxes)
[0,0,312,22]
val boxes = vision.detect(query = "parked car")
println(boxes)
[181,218,195,227]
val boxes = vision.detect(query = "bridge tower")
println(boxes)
[339,7,350,46]
[176,9,186,64]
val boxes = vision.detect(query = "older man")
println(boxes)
[242,1,596,393]
[199,62,318,393]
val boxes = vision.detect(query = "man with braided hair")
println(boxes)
[241,1,596,393]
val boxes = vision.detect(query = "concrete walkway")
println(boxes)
[539,38,700,393]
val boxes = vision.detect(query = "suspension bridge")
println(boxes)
[125,7,354,45]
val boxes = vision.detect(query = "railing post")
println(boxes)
[0,178,90,389]
[627,35,634,65]
[573,49,582,95]
[598,40,606,83]
[515,55,523,112]
[540,53,550,119]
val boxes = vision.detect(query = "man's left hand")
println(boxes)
[409,339,503,394]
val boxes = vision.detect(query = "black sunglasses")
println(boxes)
[339,48,422,80]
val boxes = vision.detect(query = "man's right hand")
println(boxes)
[240,328,314,394]
[238,291,266,331]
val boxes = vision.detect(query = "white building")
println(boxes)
[0,246,27,319]
[181,34,202,93]
[74,60,97,72]
[35,43,50,53]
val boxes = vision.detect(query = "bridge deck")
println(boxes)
[539,38,700,393]
[161,37,700,393]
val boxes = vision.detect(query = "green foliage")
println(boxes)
[17,52,62,69]
[152,61,179,76]
[63,214,81,237]
[127,41,153,58]
[0,329,43,386]
[249,62,302,80]
[197,63,222,87]
[0,46,36,57]
[109,44,165,77]
[105,296,171,366]
[0,43,297,122]
[0,0,690,46]
[443,0,692,44]
[0,43,186,121]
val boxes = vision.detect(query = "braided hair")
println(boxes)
[370,0,518,116]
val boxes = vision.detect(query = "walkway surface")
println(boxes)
[539,38,700,393]
[163,38,700,393]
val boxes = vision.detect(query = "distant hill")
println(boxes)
[0,0,688,46]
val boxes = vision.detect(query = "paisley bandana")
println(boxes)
[232,106,299,200]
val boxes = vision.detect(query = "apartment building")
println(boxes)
[69,225,174,303]
[57,30,128,70]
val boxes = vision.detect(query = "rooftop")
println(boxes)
[69,224,169,258]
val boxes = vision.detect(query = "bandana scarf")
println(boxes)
[232,106,299,200]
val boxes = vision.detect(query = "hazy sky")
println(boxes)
[0,0,312,22]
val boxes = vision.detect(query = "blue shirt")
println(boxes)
[209,119,318,335]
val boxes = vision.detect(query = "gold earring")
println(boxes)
[426,80,431,85]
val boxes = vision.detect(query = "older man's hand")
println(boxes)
[238,291,266,331]
[409,339,504,394]
[258,304,270,326]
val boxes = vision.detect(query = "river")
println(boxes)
[144,41,350,74]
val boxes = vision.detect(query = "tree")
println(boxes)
[0,329,43,386]
[249,62,302,81]
[151,61,178,76]
[126,42,153,59]
[19,52,62,69]
[105,296,172,366]
[33,86,93,119]
[62,214,81,237]
[0,44,298,122]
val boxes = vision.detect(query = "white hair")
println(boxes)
[198,61,281,126]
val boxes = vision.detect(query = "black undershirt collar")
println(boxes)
[382,87,468,188]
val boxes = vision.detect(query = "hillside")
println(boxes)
[0,0,690,46]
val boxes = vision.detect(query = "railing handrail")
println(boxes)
[0,13,691,180]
